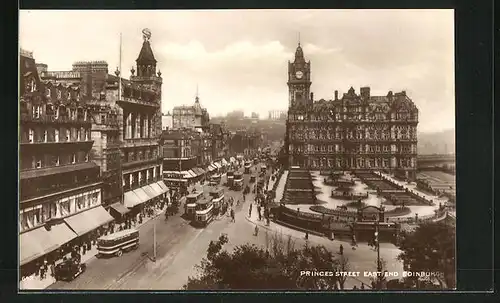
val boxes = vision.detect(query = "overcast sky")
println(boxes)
[20,9,454,132]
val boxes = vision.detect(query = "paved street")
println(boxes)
[48,163,269,290]
[48,162,402,290]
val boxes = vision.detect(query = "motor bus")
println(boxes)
[209,187,225,211]
[97,228,139,258]
[244,162,252,174]
[261,165,267,173]
[185,191,204,219]
[226,170,235,187]
[233,172,244,191]
[194,199,215,227]
[210,174,221,186]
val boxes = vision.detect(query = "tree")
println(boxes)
[184,232,345,290]
[397,222,455,289]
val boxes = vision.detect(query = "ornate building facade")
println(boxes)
[172,94,210,131]
[285,43,419,180]
[19,50,109,271]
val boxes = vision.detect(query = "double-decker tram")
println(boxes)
[244,161,252,174]
[226,170,235,187]
[210,174,221,186]
[209,187,225,214]
[185,191,204,220]
[194,199,215,227]
[233,172,244,191]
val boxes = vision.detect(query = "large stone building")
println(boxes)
[19,50,109,273]
[285,43,419,180]
[172,94,210,131]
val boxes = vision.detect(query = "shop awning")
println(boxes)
[150,183,165,195]
[133,188,150,204]
[196,167,206,175]
[142,185,159,200]
[181,171,191,178]
[187,170,197,178]
[64,206,114,236]
[207,165,215,172]
[109,202,130,216]
[20,226,63,266]
[124,190,142,208]
[221,158,229,166]
[157,181,169,192]
[230,157,236,163]
[214,162,222,169]
[150,182,165,195]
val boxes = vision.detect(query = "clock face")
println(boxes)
[295,70,304,79]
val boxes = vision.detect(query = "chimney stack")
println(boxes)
[334,90,338,100]
[360,87,371,99]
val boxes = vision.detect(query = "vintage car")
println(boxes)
[53,257,87,281]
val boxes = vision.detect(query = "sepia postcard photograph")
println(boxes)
[18,9,456,291]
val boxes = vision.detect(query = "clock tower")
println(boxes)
[287,41,311,108]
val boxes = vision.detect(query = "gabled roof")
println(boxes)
[136,41,156,64]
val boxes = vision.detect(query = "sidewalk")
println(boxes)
[20,205,167,290]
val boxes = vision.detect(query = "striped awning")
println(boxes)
[207,165,215,172]
[124,191,142,208]
[187,170,197,178]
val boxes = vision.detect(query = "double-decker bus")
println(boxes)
[194,199,215,227]
[210,174,221,186]
[185,191,204,219]
[233,171,244,191]
[244,161,252,174]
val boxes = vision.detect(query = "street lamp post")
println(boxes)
[375,219,383,289]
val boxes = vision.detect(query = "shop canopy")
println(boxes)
[181,171,191,179]
[64,206,114,236]
[124,190,142,208]
[196,167,206,175]
[142,185,159,200]
[133,188,150,205]
[207,165,215,172]
[20,223,77,266]
[214,162,222,169]
[109,202,130,216]
[221,158,229,166]
[230,157,236,163]
[157,181,169,192]
[187,170,197,178]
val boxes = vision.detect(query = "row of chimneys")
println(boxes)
[308,87,394,101]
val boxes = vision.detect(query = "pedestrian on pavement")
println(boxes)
[360,283,365,290]
[249,204,253,217]
[254,225,259,236]
[304,232,309,240]
[352,285,358,290]
[339,244,344,255]
[231,209,235,222]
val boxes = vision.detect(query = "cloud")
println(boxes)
[19,9,455,132]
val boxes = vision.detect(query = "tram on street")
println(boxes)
[244,161,252,174]
[226,170,235,187]
[194,199,215,227]
[233,171,244,191]
[97,228,140,258]
[210,174,221,186]
[210,187,225,210]
[185,191,204,219]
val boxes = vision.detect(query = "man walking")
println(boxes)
[249,204,253,217]
[230,208,235,223]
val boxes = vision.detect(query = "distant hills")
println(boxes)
[418,129,455,155]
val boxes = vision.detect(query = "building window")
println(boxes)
[57,89,62,99]
[43,130,48,143]
[55,156,60,166]
[28,129,34,143]
[46,88,51,98]
[66,129,70,142]
[71,153,76,164]
[36,158,42,169]
[77,128,81,141]
[55,129,59,142]
[85,153,89,162]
